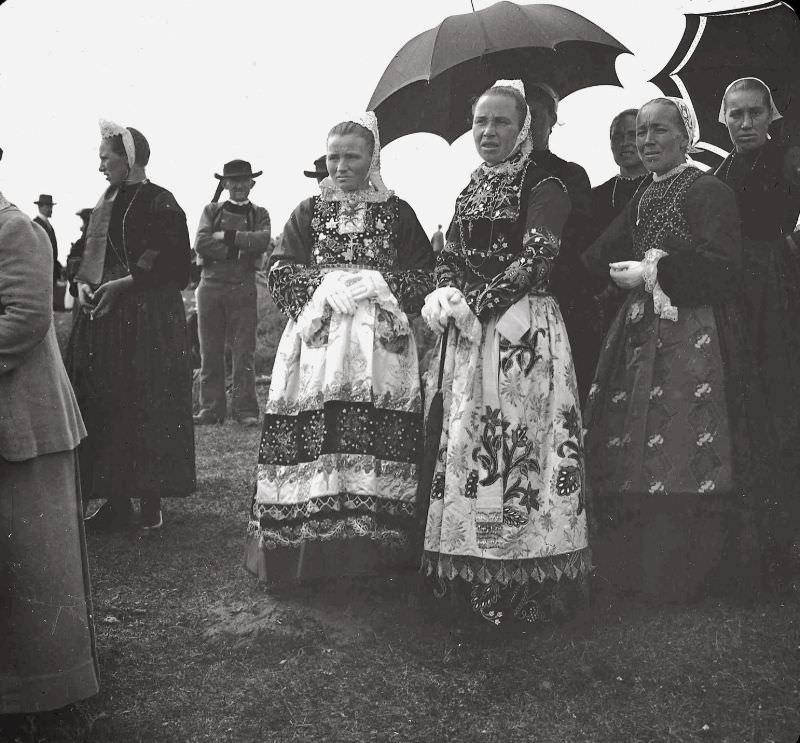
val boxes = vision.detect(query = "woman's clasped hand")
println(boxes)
[608,260,644,289]
[421,286,475,333]
[313,270,377,314]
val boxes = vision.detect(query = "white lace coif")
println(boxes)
[718,77,783,124]
[99,119,136,168]
[334,111,389,194]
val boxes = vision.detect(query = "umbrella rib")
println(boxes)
[670,16,707,75]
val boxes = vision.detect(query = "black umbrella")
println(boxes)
[650,1,800,167]
[368,1,631,146]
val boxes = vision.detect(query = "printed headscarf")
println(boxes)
[663,97,702,154]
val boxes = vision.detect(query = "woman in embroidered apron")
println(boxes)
[246,113,435,584]
[716,78,800,591]
[583,97,761,601]
[66,121,196,532]
[420,81,590,625]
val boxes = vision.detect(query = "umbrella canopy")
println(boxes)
[368,1,631,146]
[650,1,800,166]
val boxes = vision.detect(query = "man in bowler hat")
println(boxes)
[33,194,62,288]
[192,160,270,426]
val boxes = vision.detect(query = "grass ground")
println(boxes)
[18,311,800,743]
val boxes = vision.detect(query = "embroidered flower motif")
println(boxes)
[376,219,385,230]
[697,432,715,446]
[699,480,715,492]
[694,382,711,398]
[647,434,664,448]
[694,333,711,349]
[649,386,663,400]
[628,299,646,323]
[325,218,337,230]
[611,390,627,404]
[649,481,665,493]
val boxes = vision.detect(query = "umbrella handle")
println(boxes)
[435,322,450,394]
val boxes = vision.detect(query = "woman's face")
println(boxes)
[610,114,640,169]
[723,87,771,153]
[636,102,688,175]
[99,140,129,186]
[326,133,372,192]
[472,94,522,166]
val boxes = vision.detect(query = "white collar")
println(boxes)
[652,162,690,182]
[37,211,51,223]
[228,199,250,206]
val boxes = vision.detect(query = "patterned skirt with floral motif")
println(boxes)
[246,293,423,584]
[583,289,760,600]
[421,295,591,623]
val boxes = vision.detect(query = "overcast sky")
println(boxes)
[0,0,764,258]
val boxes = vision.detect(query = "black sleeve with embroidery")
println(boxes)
[382,198,437,315]
[434,237,468,291]
[466,227,560,321]
[465,179,570,321]
[266,199,323,321]
[267,260,323,321]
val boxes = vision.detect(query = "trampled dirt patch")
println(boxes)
[202,592,374,645]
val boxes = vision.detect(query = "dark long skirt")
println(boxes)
[66,284,196,501]
[742,237,800,577]
[584,290,763,600]
[0,450,99,713]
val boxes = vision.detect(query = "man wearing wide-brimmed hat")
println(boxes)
[32,193,62,288]
[303,154,328,183]
[192,159,270,426]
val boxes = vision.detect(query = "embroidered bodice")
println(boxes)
[631,167,703,259]
[435,151,568,321]
[309,197,399,270]
[268,194,435,321]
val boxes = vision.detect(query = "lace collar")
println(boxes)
[318,177,394,203]
[652,162,690,182]
[471,139,533,183]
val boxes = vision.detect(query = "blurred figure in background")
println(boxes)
[65,207,93,299]
[591,108,648,235]
[192,160,270,427]
[430,223,444,253]
[303,155,328,184]
[589,108,648,336]
[526,82,596,405]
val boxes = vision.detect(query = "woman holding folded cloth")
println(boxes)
[246,112,434,584]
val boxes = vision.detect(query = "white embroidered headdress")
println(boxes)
[718,77,783,124]
[491,79,532,155]
[321,111,393,201]
[664,97,702,154]
[99,119,136,168]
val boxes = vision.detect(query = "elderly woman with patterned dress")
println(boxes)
[67,121,196,532]
[420,81,590,625]
[246,113,435,584]
[715,78,800,590]
[582,97,761,601]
